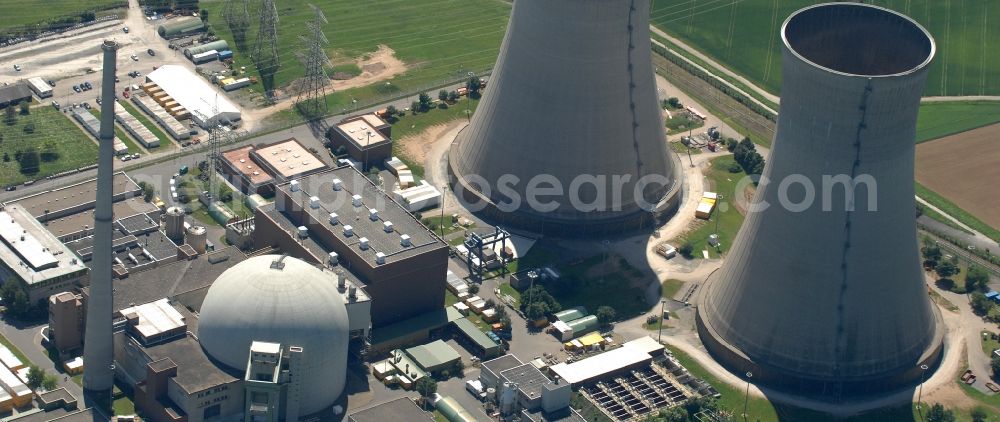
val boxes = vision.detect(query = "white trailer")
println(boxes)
[26,77,52,99]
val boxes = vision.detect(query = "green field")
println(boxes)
[203,0,509,111]
[916,182,1000,243]
[89,109,144,153]
[672,156,748,259]
[652,0,1000,96]
[915,101,1000,143]
[0,1,125,36]
[0,107,98,186]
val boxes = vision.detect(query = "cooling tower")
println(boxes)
[449,0,679,236]
[697,3,943,396]
[83,40,118,394]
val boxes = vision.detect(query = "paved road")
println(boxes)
[0,319,85,405]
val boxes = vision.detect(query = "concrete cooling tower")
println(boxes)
[449,0,679,236]
[697,3,943,396]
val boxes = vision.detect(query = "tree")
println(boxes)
[138,181,155,202]
[926,403,955,422]
[40,140,58,162]
[26,366,45,390]
[468,283,480,295]
[438,90,449,102]
[415,376,437,398]
[596,306,616,326]
[991,355,1000,379]
[4,106,16,125]
[42,375,58,391]
[683,396,719,417]
[385,105,398,116]
[16,148,40,176]
[726,138,738,152]
[467,77,482,94]
[921,242,942,262]
[678,242,694,258]
[525,302,548,321]
[410,101,420,115]
[971,407,989,422]
[81,10,96,22]
[934,259,959,280]
[19,100,29,115]
[666,97,680,109]
[657,406,688,422]
[965,266,989,292]
[199,9,209,23]
[970,292,994,315]
[988,306,1000,323]
[418,93,432,111]
[448,91,459,102]
[2,153,8,162]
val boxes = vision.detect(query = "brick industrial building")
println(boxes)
[326,115,392,170]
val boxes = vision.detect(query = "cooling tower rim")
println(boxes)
[781,2,935,79]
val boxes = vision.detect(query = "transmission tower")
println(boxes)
[253,0,280,98]
[295,4,330,117]
[223,0,251,50]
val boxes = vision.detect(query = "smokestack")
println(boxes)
[696,3,942,396]
[83,40,118,394]
[448,0,679,236]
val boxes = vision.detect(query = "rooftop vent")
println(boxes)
[348,285,357,301]
[359,237,369,250]
[332,178,343,191]
[329,212,339,225]
[329,252,339,267]
[297,226,308,238]
[369,208,379,221]
[343,225,354,237]
[383,221,394,232]
[352,194,363,207]
[290,180,300,192]
[375,252,386,265]
[400,234,411,247]
[309,196,320,209]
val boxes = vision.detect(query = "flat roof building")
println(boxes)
[349,397,431,422]
[327,115,392,170]
[0,83,32,109]
[146,65,241,128]
[220,139,328,196]
[0,204,88,304]
[549,337,664,386]
[252,166,448,327]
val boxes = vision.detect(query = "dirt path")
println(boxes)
[241,45,408,129]
[397,120,465,166]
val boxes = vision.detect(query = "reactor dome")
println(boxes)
[198,255,349,415]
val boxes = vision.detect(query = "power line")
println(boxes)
[252,0,279,98]
[295,4,330,117]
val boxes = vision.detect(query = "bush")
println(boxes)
[727,162,742,173]
[678,242,694,258]
[23,123,35,134]
[596,306,616,326]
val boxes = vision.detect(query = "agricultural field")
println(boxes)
[916,124,1000,236]
[652,0,1000,96]
[915,101,1000,143]
[0,107,98,186]
[203,0,509,111]
[0,1,125,37]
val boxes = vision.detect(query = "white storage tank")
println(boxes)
[186,225,208,253]
[165,206,186,243]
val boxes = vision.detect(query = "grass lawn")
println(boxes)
[112,395,135,416]
[202,0,509,110]
[671,156,749,259]
[916,101,1000,143]
[0,333,31,366]
[178,167,253,227]
[0,107,99,186]
[669,141,702,155]
[499,283,521,308]
[916,182,1000,243]
[89,109,143,153]
[665,111,705,135]
[661,279,686,300]
[390,97,481,178]
[0,0,125,34]
[507,240,561,274]
[982,331,1000,357]
[548,254,652,319]
[421,215,467,237]
[928,289,959,313]
[652,1,1000,97]
[119,100,175,150]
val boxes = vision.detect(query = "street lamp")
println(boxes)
[657,299,667,343]
[743,371,753,422]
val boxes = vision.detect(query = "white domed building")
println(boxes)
[198,255,351,416]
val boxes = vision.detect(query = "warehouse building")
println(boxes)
[132,93,191,140]
[145,65,241,128]
[0,83,32,109]
[349,397,431,422]
[113,102,159,148]
[69,108,129,155]
[327,115,392,170]
[252,166,448,327]
[0,204,89,305]
[184,40,229,59]
[157,17,205,39]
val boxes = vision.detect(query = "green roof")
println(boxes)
[452,318,499,353]
[405,340,461,371]
[436,396,477,422]
[372,308,462,345]
[554,307,588,323]
[566,315,599,336]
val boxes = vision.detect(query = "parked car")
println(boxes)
[96,97,102,105]
[47,80,56,87]
[84,81,92,90]
[120,155,132,162]
[130,54,139,61]
[51,101,60,109]
[122,26,129,33]
[115,76,120,82]
[4,186,15,192]
[82,102,91,109]
[73,85,81,93]
[13,64,21,71]
[131,153,140,160]
[147,48,155,56]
